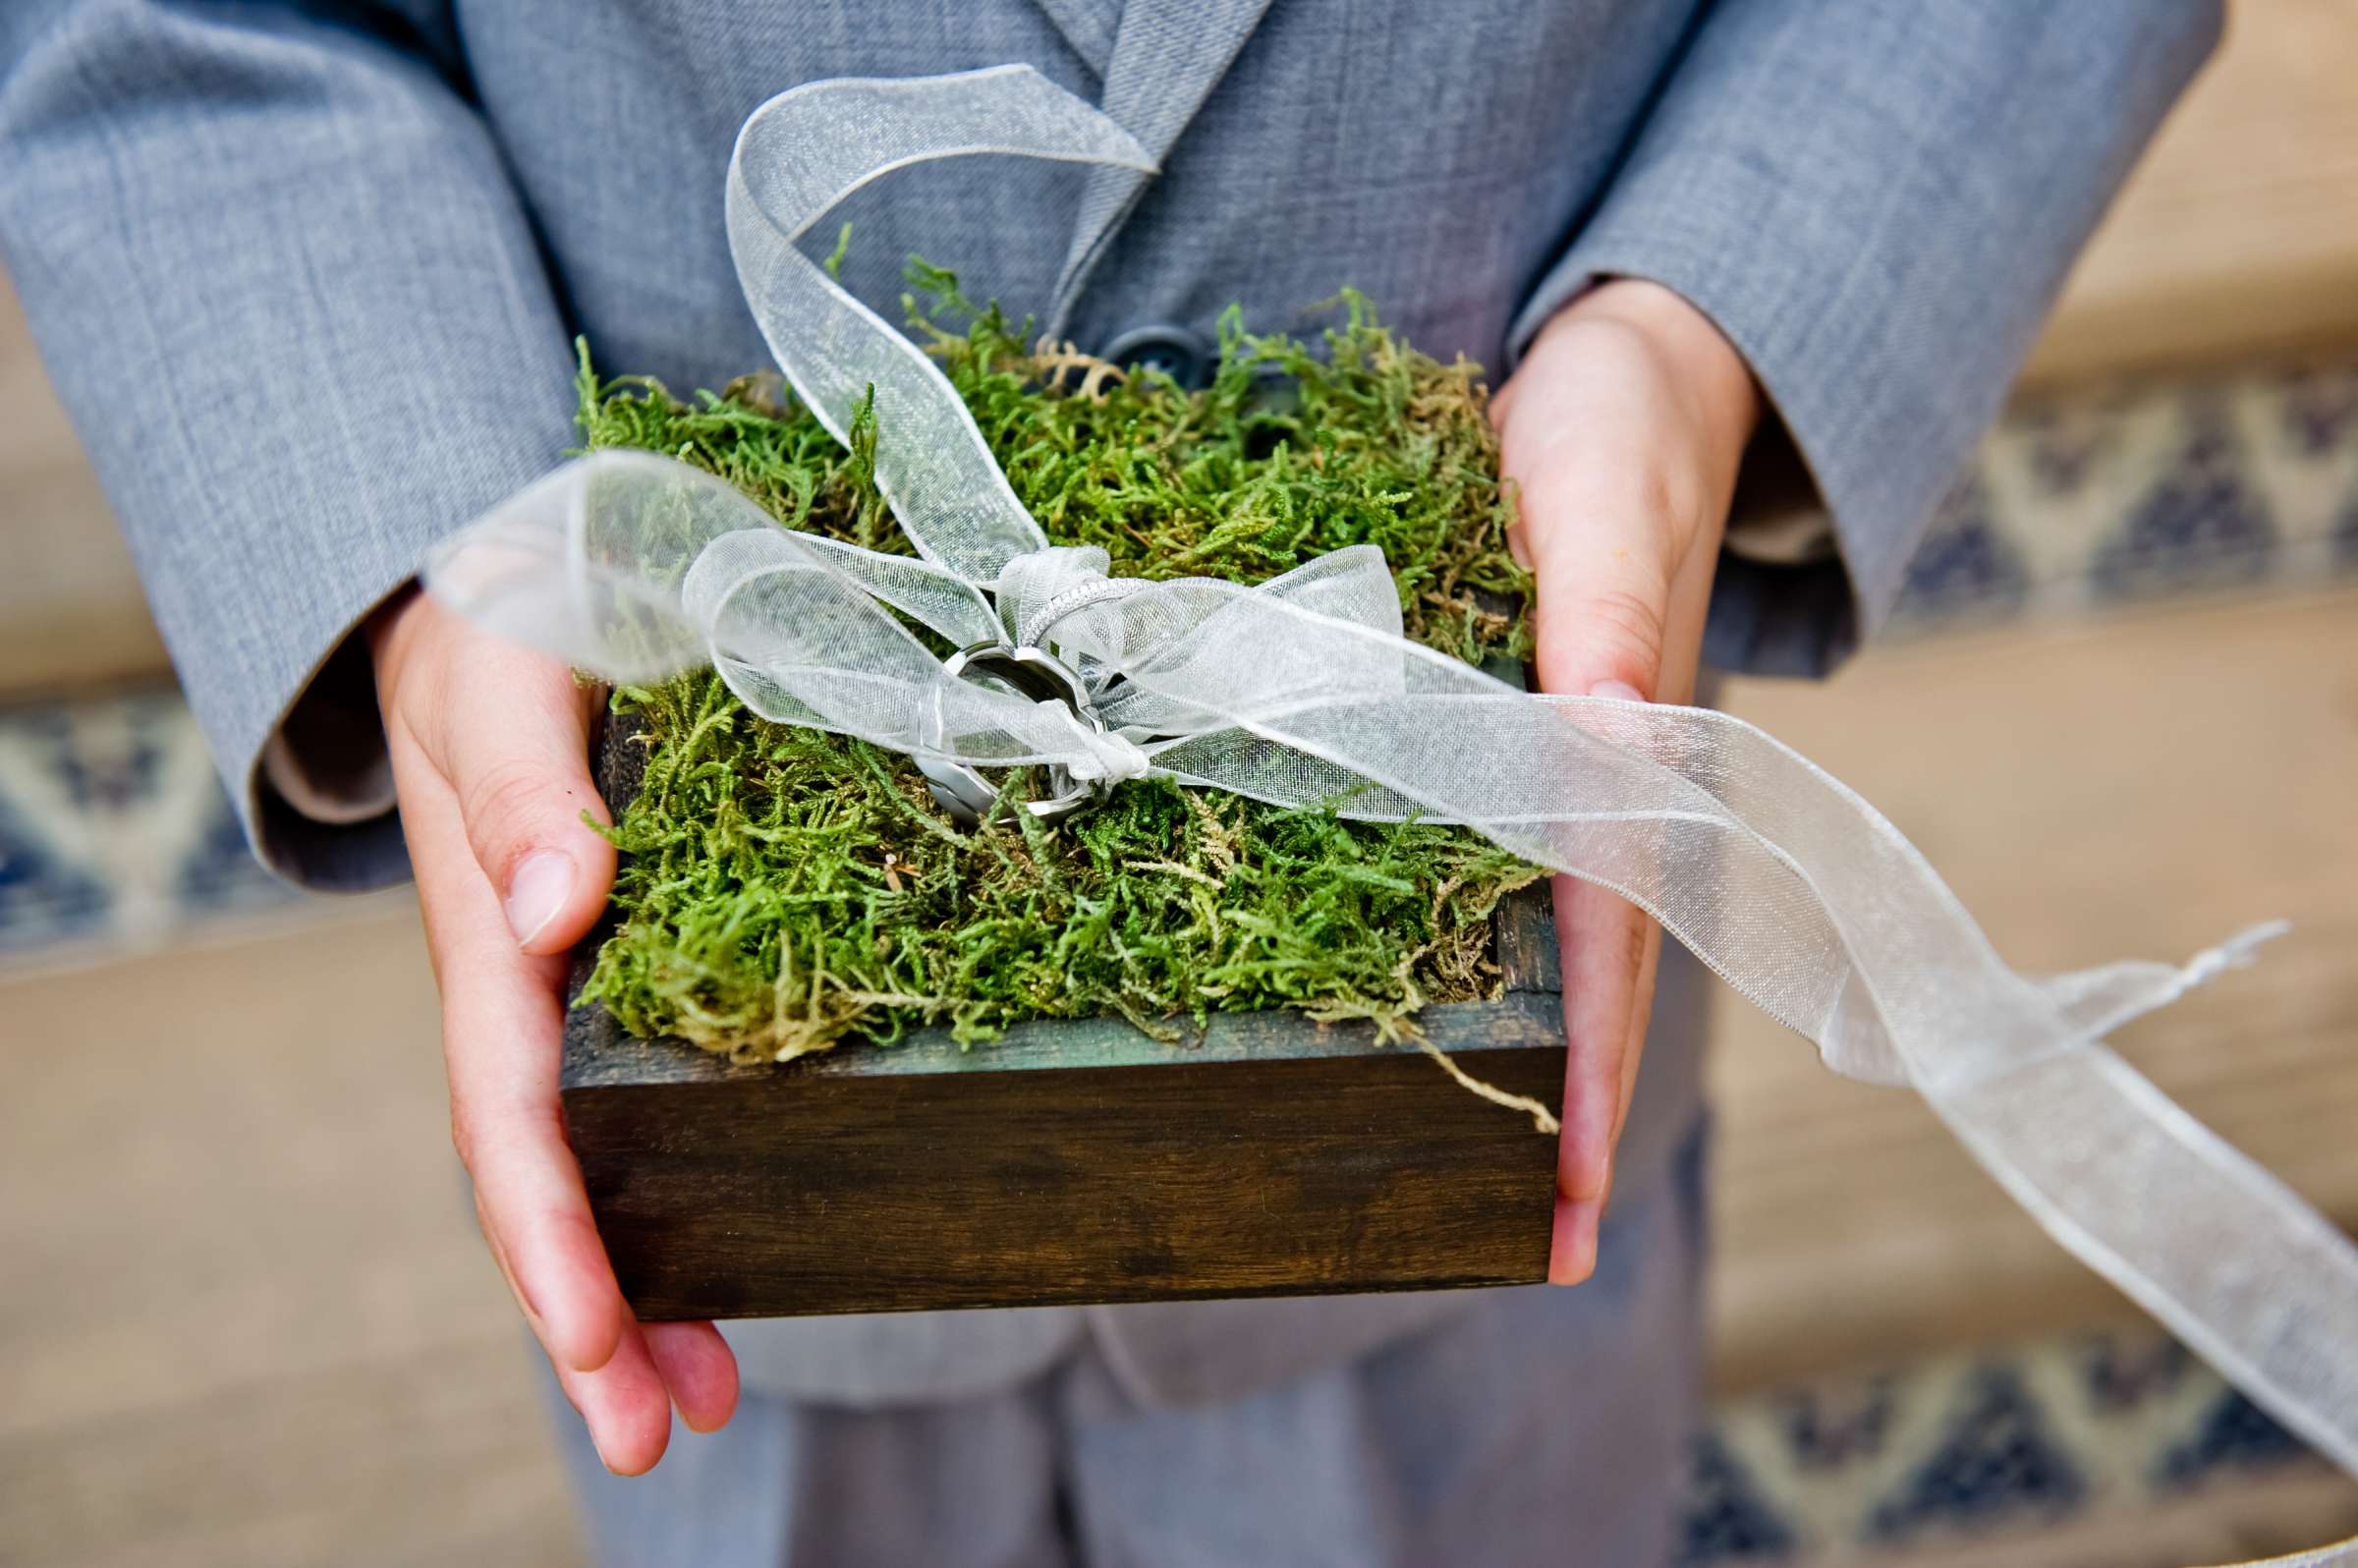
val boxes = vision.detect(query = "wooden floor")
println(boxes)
[0,915,582,1568]
[2024,0,2358,387]
[3,584,2353,1566]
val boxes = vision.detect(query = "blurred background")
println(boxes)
[4,6,2356,1565]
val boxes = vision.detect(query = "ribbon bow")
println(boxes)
[424,65,2358,1473]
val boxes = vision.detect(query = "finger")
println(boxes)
[1515,477,1685,1285]
[645,1320,741,1434]
[1542,685,1660,1288]
[553,1321,675,1476]
[1524,508,1676,1285]
[1653,489,1718,706]
[1613,922,1664,1157]
[1591,481,1709,1190]
[1551,1196,1603,1286]
[1553,874,1645,1202]
[392,743,632,1378]
[1591,466,1709,1182]
[1549,862,1670,1284]
[417,612,616,957]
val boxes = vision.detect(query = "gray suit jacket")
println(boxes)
[0,0,2215,1406]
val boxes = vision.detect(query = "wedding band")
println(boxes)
[917,643,1111,824]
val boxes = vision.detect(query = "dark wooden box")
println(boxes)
[563,709,1565,1320]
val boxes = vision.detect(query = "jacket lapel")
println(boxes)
[1029,0,1121,77]
[1048,0,1276,332]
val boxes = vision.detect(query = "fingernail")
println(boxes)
[1588,679,1646,703]
[504,852,575,947]
[1548,1196,1602,1285]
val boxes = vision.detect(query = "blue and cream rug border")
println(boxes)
[1892,360,2358,629]
[1683,1330,2357,1564]
[0,686,301,965]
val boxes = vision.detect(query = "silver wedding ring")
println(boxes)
[916,643,1113,825]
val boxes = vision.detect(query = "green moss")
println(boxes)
[575,269,1541,1063]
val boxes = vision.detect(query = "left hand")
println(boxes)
[1489,278,1760,1283]
[372,591,740,1473]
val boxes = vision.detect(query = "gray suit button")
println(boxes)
[1101,323,1212,389]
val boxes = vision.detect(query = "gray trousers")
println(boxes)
[557,1120,1709,1568]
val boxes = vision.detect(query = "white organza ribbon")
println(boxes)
[423,65,2358,1472]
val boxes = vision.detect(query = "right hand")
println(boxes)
[1490,279,1757,1284]
[371,590,739,1473]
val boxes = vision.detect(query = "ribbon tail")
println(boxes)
[2034,920,2291,1042]
[1126,594,2358,1475]
[1935,1043,2358,1477]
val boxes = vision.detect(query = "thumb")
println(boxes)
[439,637,618,955]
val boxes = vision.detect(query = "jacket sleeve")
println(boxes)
[0,0,579,889]
[1508,0,2222,677]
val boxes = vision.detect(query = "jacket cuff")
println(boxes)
[1507,0,2220,677]
[248,592,407,892]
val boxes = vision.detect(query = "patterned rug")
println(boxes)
[2,360,2356,1564]
[0,686,373,974]
[1891,360,2358,631]
[1684,1331,2358,1566]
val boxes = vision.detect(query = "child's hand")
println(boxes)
[371,591,739,1472]
[1490,279,1760,1283]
